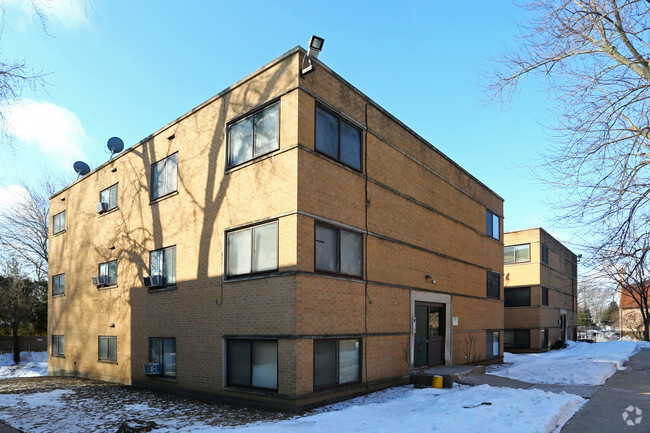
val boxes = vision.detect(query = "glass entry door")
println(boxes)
[414,302,445,368]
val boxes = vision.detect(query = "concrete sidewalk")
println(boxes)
[561,348,650,432]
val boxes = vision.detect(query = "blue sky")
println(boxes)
[0,1,573,247]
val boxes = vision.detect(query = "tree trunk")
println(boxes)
[644,318,650,342]
[11,319,19,364]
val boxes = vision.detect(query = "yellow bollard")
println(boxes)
[432,375,443,389]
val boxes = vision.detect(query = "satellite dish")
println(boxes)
[73,161,91,178]
[107,137,124,159]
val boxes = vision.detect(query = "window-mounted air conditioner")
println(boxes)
[143,275,162,288]
[91,275,108,287]
[95,202,109,214]
[143,362,160,375]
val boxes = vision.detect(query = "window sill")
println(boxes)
[98,360,118,365]
[51,354,65,358]
[98,207,119,217]
[52,230,66,237]
[313,380,362,393]
[148,375,177,383]
[314,270,363,280]
[224,270,279,282]
[149,190,179,205]
[224,385,279,395]
[148,285,177,293]
[98,285,118,291]
[52,294,65,298]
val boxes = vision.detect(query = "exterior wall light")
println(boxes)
[301,35,325,76]
[425,275,436,284]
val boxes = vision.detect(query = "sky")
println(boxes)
[0,1,574,248]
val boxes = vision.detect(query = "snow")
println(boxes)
[0,351,48,379]
[4,341,650,432]
[0,383,584,433]
[488,340,650,385]
[227,385,583,433]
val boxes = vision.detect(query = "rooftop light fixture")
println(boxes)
[301,35,325,76]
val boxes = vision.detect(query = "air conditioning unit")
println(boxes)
[143,275,162,287]
[95,202,109,214]
[143,363,160,375]
[91,275,108,287]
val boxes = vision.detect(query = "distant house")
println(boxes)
[503,228,578,352]
[619,280,649,340]
[48,45,504,410]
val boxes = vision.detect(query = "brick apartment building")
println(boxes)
[619,281,649,340]
[48,46,504,409]
[503,228,578,352]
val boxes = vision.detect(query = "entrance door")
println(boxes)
[414,302,445,368]
[560,314,567,342]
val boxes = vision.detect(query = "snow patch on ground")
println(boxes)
[0,351,47,379]
[488,341,650,385]
[0,383,583,433]
[228,385,583,433]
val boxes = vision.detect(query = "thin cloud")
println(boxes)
[3,99,91,170]
[4,0,92,32]
[0,184,30,216]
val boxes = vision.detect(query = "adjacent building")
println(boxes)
[48,46,504,409]
[503,228,577,352]
[619,281,649,340]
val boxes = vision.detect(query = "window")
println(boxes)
[314,339,360,388]
[504,244,530,264]
[150,246,176,287]
[52,335,64,356]
[486,271,500,299]
[52,274,65,296]
[541,244,548,264]
[150,337,176,377]
[572,264,577,279]
[486,331,500,358]
[504,287,531,307]
[98,336,117,361]
[228,103,279,167]
[53,211,66,235]
[100,184,118,211]
[542,287,549,306]
[226,339,278,390]
[315,223,362,277]
[99,260,118,286]
[504,330,530,349]
[227,221,278,277]
[151,153,178,200]
[486,210,500,240]
[315,105,362,170]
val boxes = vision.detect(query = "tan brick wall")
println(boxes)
[50,48,504,408]
[504,228,578,351]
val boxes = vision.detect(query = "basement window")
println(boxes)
[226,339,278,391]
[52,335,64,356]
[313,339,360,389]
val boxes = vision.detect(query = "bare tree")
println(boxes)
[488,0,650,253]
[596,235,650,340]
[0,173,63,281]
[0,260,47,363]
[577,280,614,324]
[0,0,49,143]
